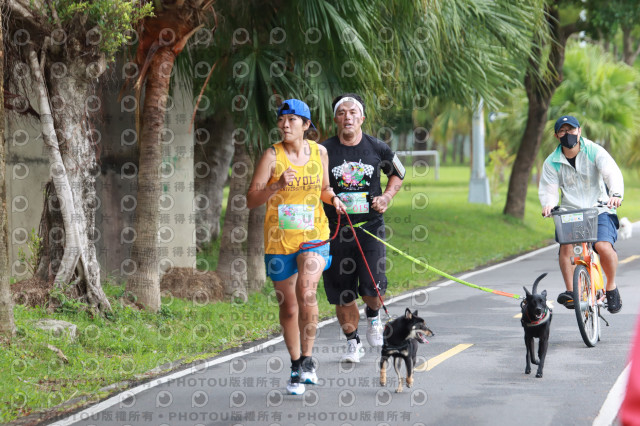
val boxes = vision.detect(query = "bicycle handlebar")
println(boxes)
[542,201,614,218]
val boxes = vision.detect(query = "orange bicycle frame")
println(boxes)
[573,242,605,292]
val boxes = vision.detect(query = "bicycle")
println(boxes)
[551,206,609,347]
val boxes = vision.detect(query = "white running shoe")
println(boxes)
[301,357,318,384]
[286,368,305,395]
[366,315,384,347]
[340,338,364,363]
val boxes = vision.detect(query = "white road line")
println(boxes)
[50,336,285,426]
[593,363,630,426]
[53,244,556,425]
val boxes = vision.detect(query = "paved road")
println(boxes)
[56,222,640,426]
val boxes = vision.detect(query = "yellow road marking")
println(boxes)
[620,255,640,265]
[514,313,522,319]
[415,343,473,372]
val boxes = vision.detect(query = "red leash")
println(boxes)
[299,215,341,250]
[300,212,390,319]
[342,212,390,319]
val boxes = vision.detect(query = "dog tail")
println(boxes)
[532,273,548,294]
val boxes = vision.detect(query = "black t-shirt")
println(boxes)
[322,133,401,226]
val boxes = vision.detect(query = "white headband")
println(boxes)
[333,97,364,117]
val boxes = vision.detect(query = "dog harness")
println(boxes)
[381,340,411,354]
[521,306,552,327]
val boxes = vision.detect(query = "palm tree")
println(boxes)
[125,0,215,311]
[503,2,576,219]
[0,0,16,337]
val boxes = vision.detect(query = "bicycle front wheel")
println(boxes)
[573,264,599,347]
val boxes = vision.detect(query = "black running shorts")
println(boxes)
[322,220,388,305]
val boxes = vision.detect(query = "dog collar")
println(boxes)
[523,307,551,327]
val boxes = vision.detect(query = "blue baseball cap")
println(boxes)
[554,115,580,133]
[277,99,316,129]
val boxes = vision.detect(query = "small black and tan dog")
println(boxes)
[521,273,552,378]
[380,308,434,393]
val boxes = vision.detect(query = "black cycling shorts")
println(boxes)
[322,220,387,305]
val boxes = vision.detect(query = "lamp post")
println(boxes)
[468,98,491,205]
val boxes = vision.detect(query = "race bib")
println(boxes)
[339,192,369,214]
[278,204,314,230]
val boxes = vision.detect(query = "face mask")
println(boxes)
[560,133,578,149]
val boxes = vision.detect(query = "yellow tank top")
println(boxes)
[264,140,330,255]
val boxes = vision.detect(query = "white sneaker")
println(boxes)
[286,368,305,395]
[340,339,364,363]
[301,358,318,384]
[366,315,384,347]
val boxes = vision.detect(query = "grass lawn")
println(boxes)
[2,165,639,422]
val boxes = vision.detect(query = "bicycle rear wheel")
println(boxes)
[573,265,599,347]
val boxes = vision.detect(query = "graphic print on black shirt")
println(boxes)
[332,159,375,190]
[322,134,399,226]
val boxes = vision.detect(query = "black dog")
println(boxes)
[380,308,434,393]
[521,273,552,378]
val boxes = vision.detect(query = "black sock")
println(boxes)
[291,357,302,370]
[299,355,308,366]
[345,329,360,343]
[365,306,379,318]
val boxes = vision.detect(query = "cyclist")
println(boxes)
[539,115,624,313]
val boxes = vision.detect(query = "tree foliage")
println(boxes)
[548,41,640,157]
[193,0,545,149]
[8,0,153,61]
[566,0,640,65]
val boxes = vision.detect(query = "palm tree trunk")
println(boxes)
[398,133,408,151]
[441,139,448,164]
[503,6,573,219]
[0,3,16,336]
[621,26,640,66]
[194,113,234,245]
[127,48,176,312]
[503,92,551,218]
[247,204,266,292]
[458,134,466,164]
[217,142,250,298]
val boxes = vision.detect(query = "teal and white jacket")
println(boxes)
[538,137,624,215]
